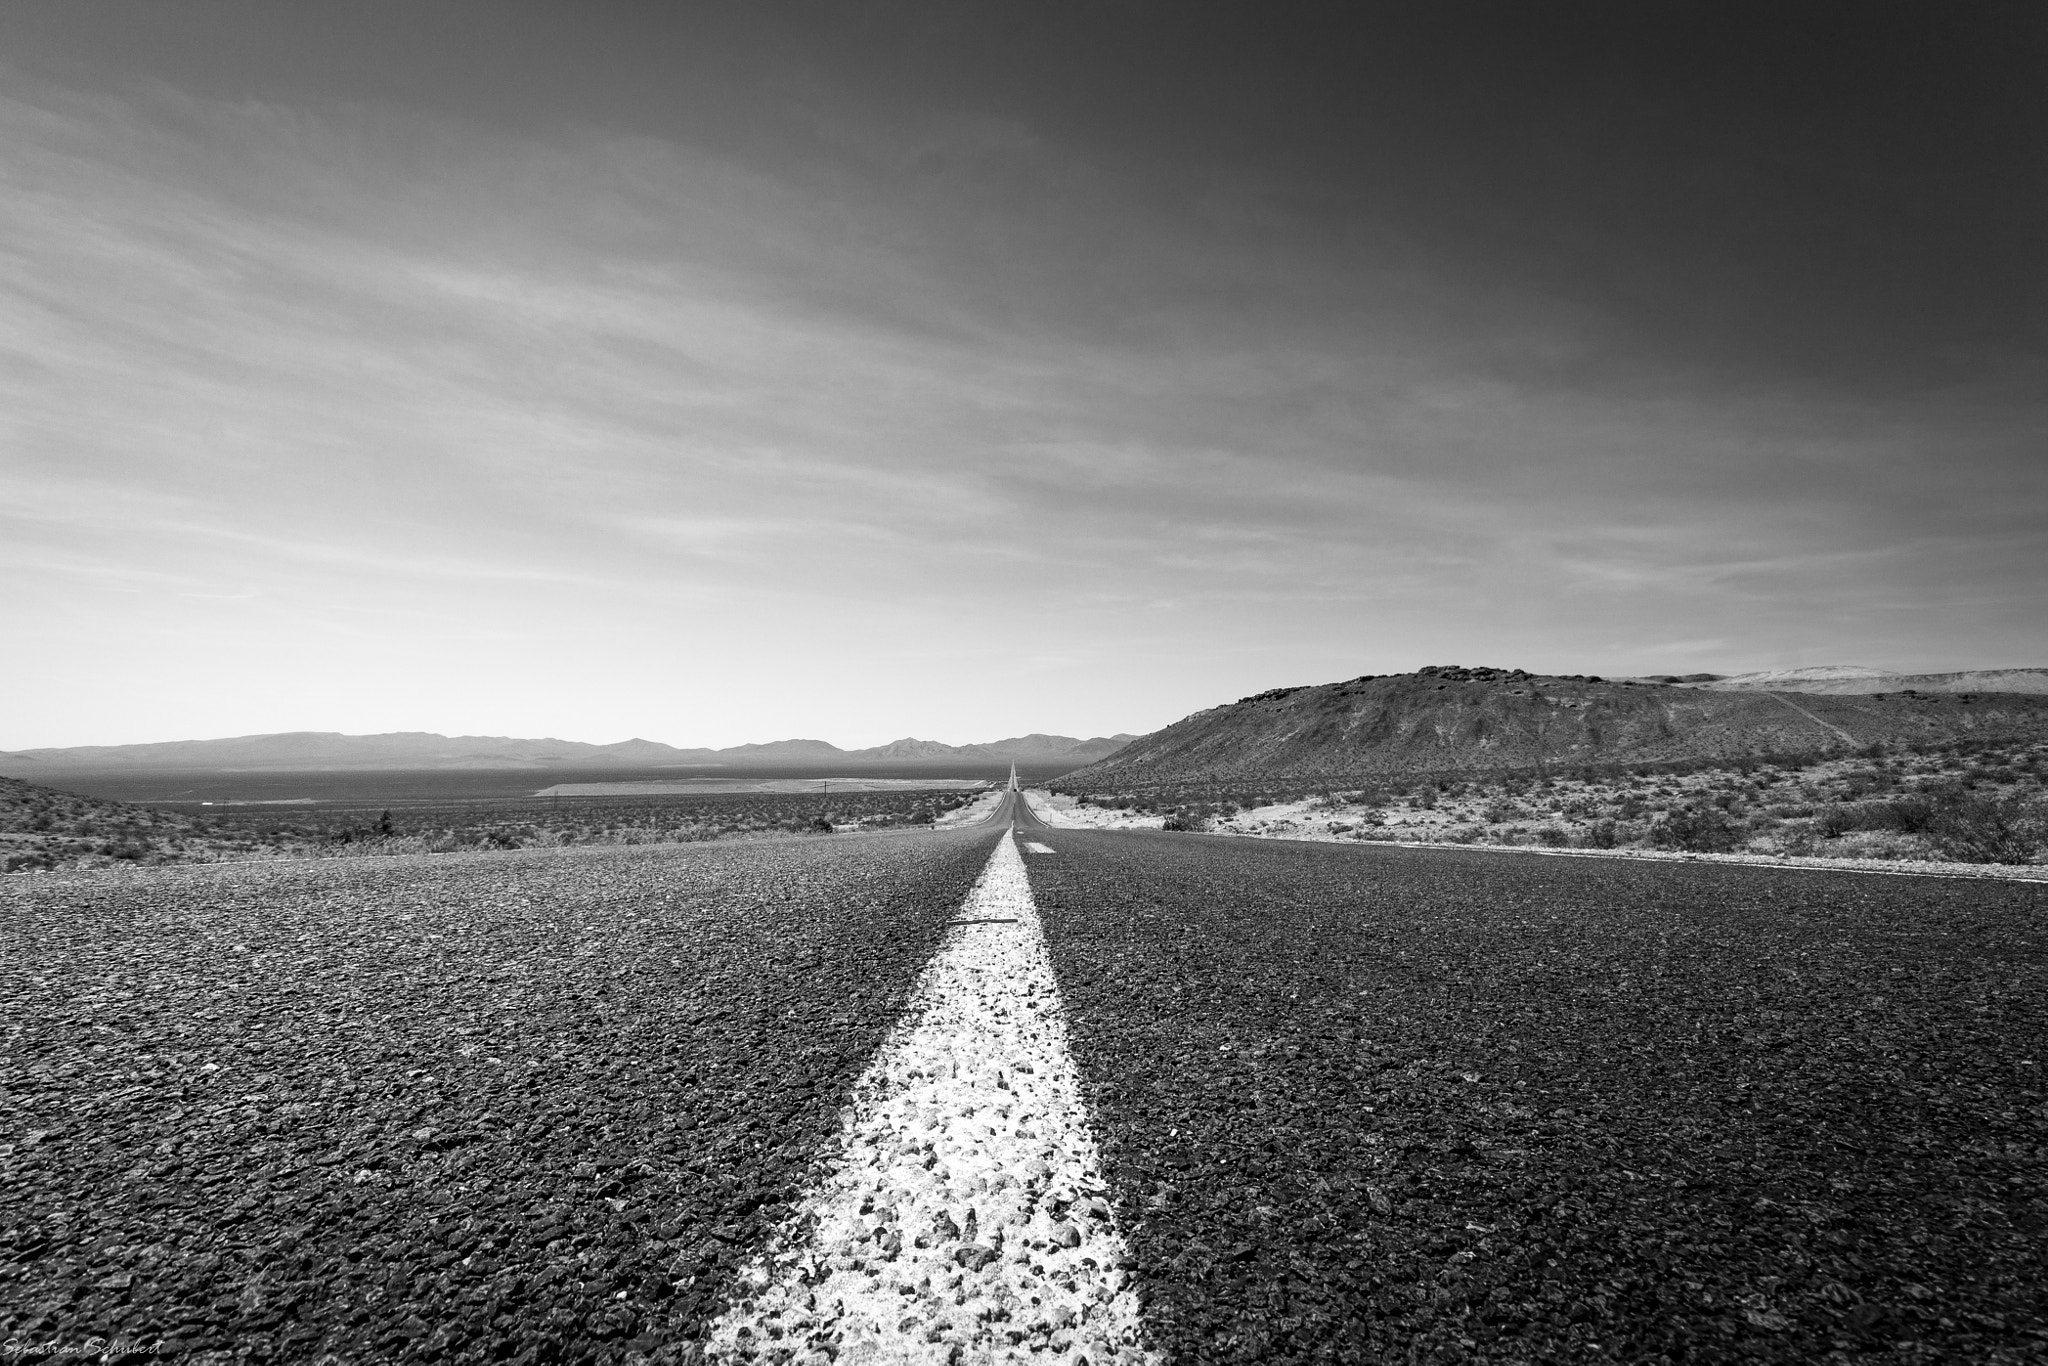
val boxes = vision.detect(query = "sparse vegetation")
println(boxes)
[0,777,987,875]
[1051,737,2048,867]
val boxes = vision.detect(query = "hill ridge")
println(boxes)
[1055,666,2048,790]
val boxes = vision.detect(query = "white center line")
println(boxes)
[704,836,1155,1364]
[1022,842,1056,855]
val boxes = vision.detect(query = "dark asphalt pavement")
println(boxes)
[3,827,1004,1362]
[1019,821,2048,1364]
[7,801,2043,1364]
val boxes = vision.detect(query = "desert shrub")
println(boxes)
[1811,784,2048,865]
[1580,819,1619,850]
[1162,806,1212,833]
[1845,768,1901,797]
[1817,795,1943,839]
[1812,805,1856,839]
[1534,826,1569,847]
[1651,803,1742,853]
[1483,799,1522,824]
[1927,797,2044,864]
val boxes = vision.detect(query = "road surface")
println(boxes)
[4,792,2041,1363]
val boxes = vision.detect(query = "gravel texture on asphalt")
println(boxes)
[707,835,1152,1365]
[2,829,1002,1363]
[1021,828,2048,1364]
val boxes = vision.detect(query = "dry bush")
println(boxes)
[1650,803,1743,853]
[1928,796,2045,864]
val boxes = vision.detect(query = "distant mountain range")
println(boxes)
[1054,664,2048,789]
[0,730,1138,772]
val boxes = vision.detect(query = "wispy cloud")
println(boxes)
[2,34,2041,748]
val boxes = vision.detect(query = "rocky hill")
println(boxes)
[1054,665,2048,790]
[1,775,209,872]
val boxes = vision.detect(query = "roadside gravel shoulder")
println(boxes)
[1072,814,2047,884]
[1019,791,1161,832]
[934,789,1008,829]
[1224,827,2048,882]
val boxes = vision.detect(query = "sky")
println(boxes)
[4,1,2044,750]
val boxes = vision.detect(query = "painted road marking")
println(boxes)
[1023,842,1056,854]
[704,837,1155,1363]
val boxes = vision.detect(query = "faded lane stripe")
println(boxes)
[704,836,1154,1364]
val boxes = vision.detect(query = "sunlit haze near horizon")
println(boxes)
[5,2,2044,751]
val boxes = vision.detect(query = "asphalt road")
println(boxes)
[3,826,1005,1362]
[1020,821,2047,1364]
[5,799,2043,1363]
